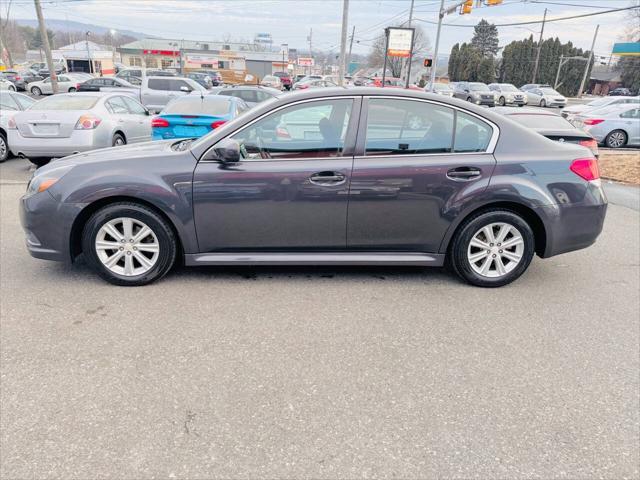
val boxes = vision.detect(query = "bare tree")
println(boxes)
[0,0,14,68]
[368,24,431,77]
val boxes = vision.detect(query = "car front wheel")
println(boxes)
[82,202,177,286]
[499,96,506,106]
[449,209,535,287]
[605,129,627,148]
[0,132,8,162]
[112,133,126,146]
[540,99,546,107]
[31,87,42,96]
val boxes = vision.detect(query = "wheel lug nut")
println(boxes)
[133,247,137,251]
[499,250,503,253]
[126,251,131,255]
[490,243,494,247]
[497,243,501,246]
[492,254,496,258]
[120,239,125,243]
[119,247,124,251]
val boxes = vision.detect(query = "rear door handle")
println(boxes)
[309,171,346,185]
[447,167,482,180]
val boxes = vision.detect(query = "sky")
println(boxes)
[7,0,639,61]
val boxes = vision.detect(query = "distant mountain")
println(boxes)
[14,18,151,40]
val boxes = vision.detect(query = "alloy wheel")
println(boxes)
[0,135,7,162]
[607,131,626,148]
[95,217,160,276]
[467,222,524,278]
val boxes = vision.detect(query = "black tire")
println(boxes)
[499,96,506,106]
[449,209,536,288]
[31,86,42,96]
[8,85,15,92]
[467,96,473,102]
[604,129,627,149]
[112,133,126,147]
[0,131,8,162]
[28,157,51,167]
[82,202,177,286]
[540,99,546,107]
[68,87,76,92]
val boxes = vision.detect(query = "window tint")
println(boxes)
[454,111,492,152]
[169,79,192,92]
[122,96,147,115]
[0,94,19,111]
[106,96,129,114]
[620,108,639,119]
[103,79,116,86]
[147,78,170,90]
[231,99,353,160]
[365,99,454,155]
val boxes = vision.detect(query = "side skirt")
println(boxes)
[184,252,446,267]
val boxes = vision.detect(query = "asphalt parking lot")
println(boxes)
[1,157,638,479]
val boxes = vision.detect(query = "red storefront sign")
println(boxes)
[142,50,179,56]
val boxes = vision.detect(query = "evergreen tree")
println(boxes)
[448,43,460,80]
[471,19,499,58]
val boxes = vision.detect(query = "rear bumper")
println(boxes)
[539,181,608,258]
[8,129,103,158]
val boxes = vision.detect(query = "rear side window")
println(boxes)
[106,96,129,114]
[620,108,639,119]
[147,78,170,90]
[364,99,455,155]
[454,111,492,152]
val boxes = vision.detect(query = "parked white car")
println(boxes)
[430,82,455,97]
[562,95,640,120]
[0,91,36,161]
[488,83,527,106]
[8,92,152,166]
[27,73,91,95]
[525,87,567,108]
[260,75,282,90]
[0,76,16,91]
[572,103,640,148]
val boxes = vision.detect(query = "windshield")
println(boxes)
[469,83,489,91]
[163,97,232,115]
[499,84,519,92]
[507,114,573,129]
[29,96,98,110]
[540,88,561,95]
[434,84,452,91]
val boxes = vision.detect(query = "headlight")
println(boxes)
[25,164,74,198]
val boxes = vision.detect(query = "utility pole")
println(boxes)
[429,0,446,91]
[347,25,355,75]
[85,31,92,74]
[401,0,415,84]
[338,0,349,86]
[577,24,598,98]
[531,8,547,84]
[308,27,313,75]
[554,55,564,89]
[34,0,57,93]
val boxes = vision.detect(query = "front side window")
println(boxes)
[365,99,455,155]
[230,99,353,160]
[170,80,192,92]
[122,96,147,115]
[147,78,170,91]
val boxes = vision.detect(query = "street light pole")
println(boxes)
[531,8,547,84]
[428,0,445,92]
[338,0,349,86]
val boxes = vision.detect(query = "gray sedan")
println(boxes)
[0,91,36,161]
[453,82,496,106]
[525,87,567,108]
[572,103,640,148]
[8,92,151,166]
[19,88,607,287]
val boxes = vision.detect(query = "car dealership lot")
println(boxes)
[1,157,638,478]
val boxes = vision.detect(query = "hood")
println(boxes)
[50,140,177,168]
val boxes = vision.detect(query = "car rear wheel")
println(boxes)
[540,99,546,107]
[605,129,627,148]
[449,209,535,287]
[31,87,42,96]
[0,132,8,162]
[68,87,76,92]
[112,133,126,147]
[466,97,473,102]
[82,202,177,286]
[8,85,15,92]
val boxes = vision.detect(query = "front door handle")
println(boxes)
[309,171,346,185]
[447,167,482,180]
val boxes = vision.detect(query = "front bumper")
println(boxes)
[539,181,607,258]
[19,190,83,263]
[9,129,104,158]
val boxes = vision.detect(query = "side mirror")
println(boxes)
[180,85,192,93]
[204,138,241,163]
[465,89,470,93]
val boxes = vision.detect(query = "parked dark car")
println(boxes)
[273,71,292,90]
[19,88,606,287]
[1,70,43,91]
[76,77,139,93]
[186,72,213,89]
[210,85,282,107]
[194,70,223,86]
[38,65,67,78]
[494,106,599,157]
[609,87,633,96]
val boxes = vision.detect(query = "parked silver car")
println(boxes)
[27,73,90,95]
[140,76,207,113]
[562,95,639,120]
[452,82,496,106]
[488,83,527,106]
[572,103,640,148]
[0,91,36,161]
[8,92,151,166]
[525,87,567,108]
[430,82,454,97]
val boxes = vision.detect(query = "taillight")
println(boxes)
[583,118,604,126]
[7,117,16,129]
[579,139,599,156]
[74,114,101,130]
[75,83,80,90]
[211,120,226,129]
[570,158,600,181]
[15,76,21,81]
[151,117,169,128]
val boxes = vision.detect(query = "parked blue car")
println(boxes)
[152,95,250,140]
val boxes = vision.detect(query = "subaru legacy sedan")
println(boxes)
[20,88,607,287]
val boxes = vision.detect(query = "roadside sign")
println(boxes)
[297,57,315,67]
[387,28,414,58]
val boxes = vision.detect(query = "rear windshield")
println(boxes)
[163,97,231,115]
[507,114,573,129]
[28,96,98,110]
